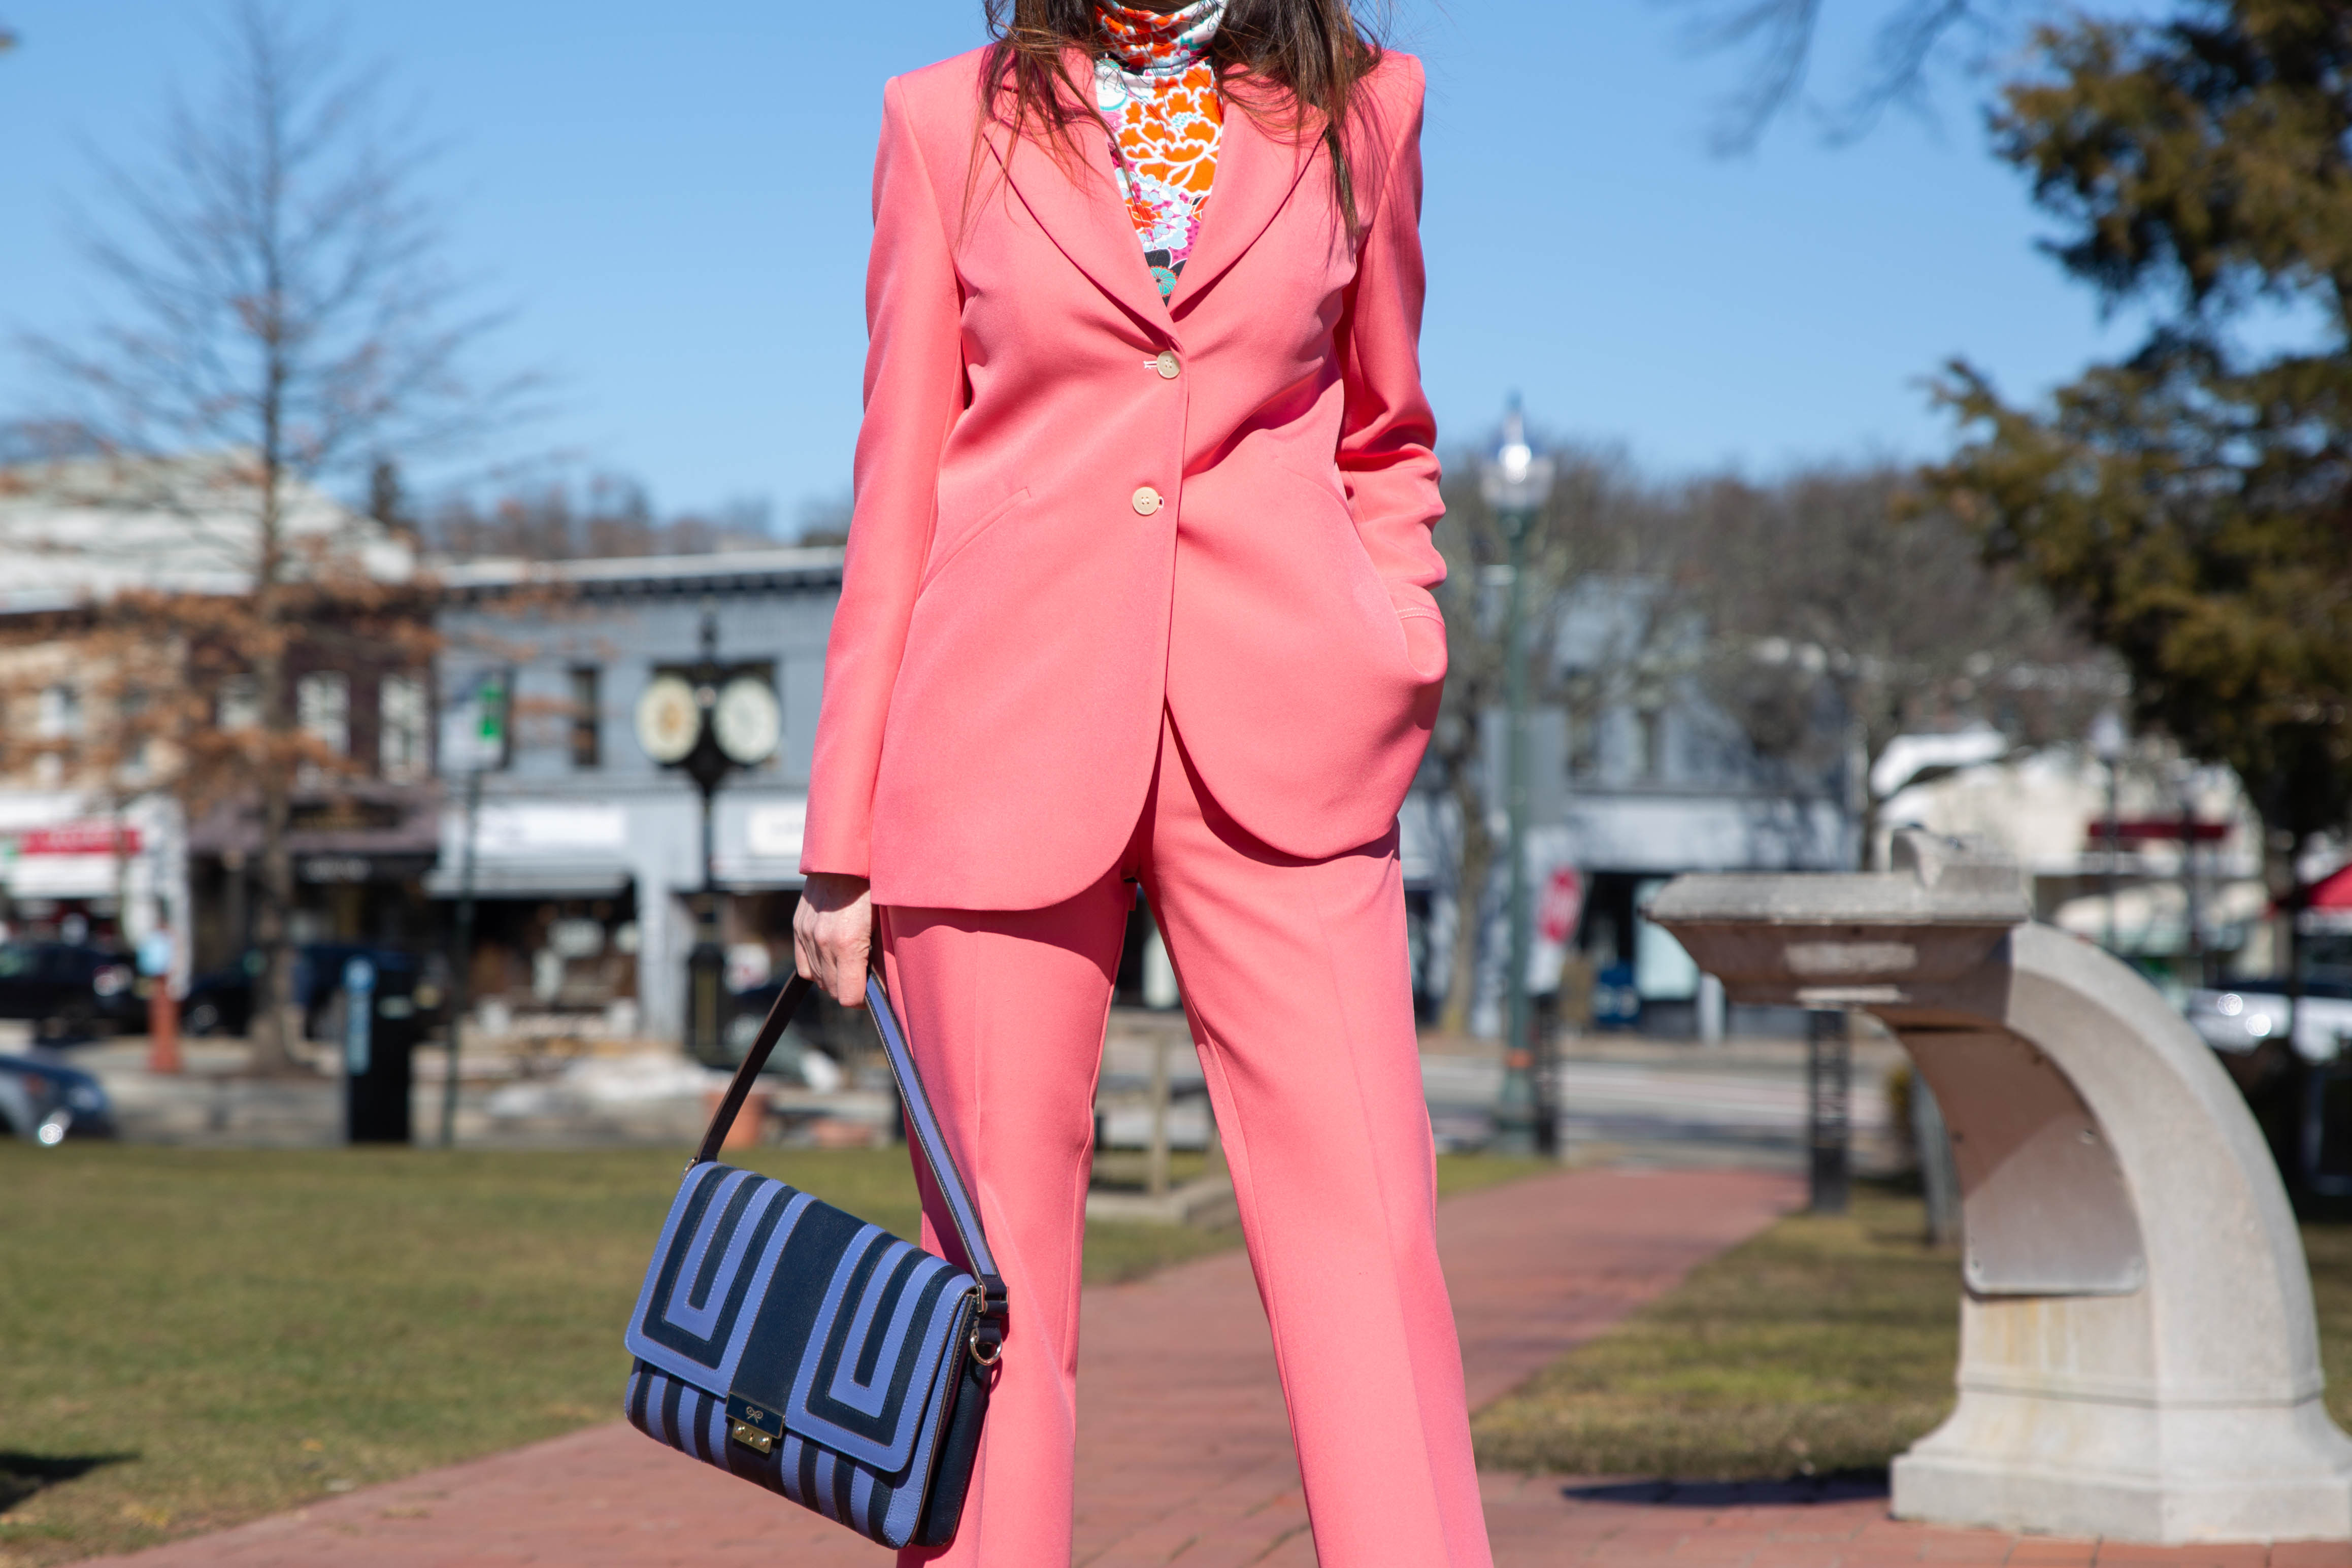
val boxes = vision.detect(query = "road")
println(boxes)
[1422,1035,1901,1171]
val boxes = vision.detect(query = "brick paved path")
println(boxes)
[87,1167,2352,1567]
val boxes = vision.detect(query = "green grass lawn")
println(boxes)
[0,1142,1545,1564]
[1472,1181,2352,1481]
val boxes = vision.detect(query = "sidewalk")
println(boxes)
[87,1167,1791,1565]
[85,1166,2350,1566]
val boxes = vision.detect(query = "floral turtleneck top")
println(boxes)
[1093,0,1225,298]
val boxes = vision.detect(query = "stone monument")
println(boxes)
[1651,830,2352,1543]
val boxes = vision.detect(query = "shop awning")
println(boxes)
[2304,864,2352,933]
[3,819,144,899]
[424,862,631,898]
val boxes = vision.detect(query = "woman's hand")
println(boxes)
[793,873,875,1007]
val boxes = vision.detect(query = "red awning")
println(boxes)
[2313,864,2352,911]
[15,821,141,856]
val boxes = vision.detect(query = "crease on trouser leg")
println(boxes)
[1305,853,1488,1565]
[1143,723,1494,1567]
[886,890,1122,1566]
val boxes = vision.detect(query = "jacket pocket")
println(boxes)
[1269,461,1428,677]
[917,486,1031,597]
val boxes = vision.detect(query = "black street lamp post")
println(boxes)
[635,607,781,1063]
[1480,399,1557,1157]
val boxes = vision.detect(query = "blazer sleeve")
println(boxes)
[800,76,964,879]
[1334,56,1447,682]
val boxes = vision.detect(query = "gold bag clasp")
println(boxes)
[725,1395,783,1456]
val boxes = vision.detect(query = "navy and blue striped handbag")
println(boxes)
[622,971,1005,1549]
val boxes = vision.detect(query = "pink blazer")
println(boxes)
[801,46,1446,912]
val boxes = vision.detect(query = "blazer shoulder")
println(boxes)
[1341,50,1425,215]
[876,47,997,210]
[1370,50,1426,96]
[1363,50,1426,128]
[1345,51,1425,162]
[888,46,995,128]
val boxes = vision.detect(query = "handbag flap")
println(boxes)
[625,1162,977,1476]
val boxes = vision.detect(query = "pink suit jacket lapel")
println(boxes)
[986,55,1319,333]
[1170,89,1320,309]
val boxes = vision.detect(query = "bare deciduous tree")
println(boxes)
[9,1,528,1069]
[1664,0,2031,150]
[425,474,781,562]
[1425,450,2109,1031]
[1681,463,2116,866]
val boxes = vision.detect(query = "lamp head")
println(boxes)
[1479,395,1556,514]
[2088,708,2127,763]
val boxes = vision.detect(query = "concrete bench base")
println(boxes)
[1895,1396,2352,1543]
[1657,830,2352,1544]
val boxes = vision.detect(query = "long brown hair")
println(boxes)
[979,0,1386,236]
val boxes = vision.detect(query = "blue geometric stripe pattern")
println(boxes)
[624,1162,818,1393]
[623,1160,980,1549]
[782,1226,961,1467]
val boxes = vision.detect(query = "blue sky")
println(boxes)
[0,1,2154,529]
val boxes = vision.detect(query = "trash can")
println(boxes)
[343,954,422,1145]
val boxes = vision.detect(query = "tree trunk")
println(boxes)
[248,637,302,1074]
[246,437,301,1075]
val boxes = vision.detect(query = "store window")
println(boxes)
[299,671,350,755]
[1637,705,1666,783]
[218,675,260,730]
[36,683,81,783]
[37,683,82,742]
[380,673,429,783]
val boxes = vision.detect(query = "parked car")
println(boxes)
[0,1053,116,1143]
[0,942,143,1041]
[183,944,444,1039]
[2184,979,2352,1063]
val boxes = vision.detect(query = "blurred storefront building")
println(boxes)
[1413,575,1858,1040]
[1880,738,2272,985]
[0,453,427,989]
[432,547,843,1046]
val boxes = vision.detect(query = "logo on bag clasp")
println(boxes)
[726,1394,784,1455]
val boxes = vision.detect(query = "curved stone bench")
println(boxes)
[1651,830,2352,1544]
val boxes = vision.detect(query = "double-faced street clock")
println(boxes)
[635,612,781,1063]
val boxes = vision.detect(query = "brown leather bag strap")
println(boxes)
[689,968,1005,1324]
[693,972,814,1165]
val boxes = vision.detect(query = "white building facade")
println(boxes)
[433,548,844,1044]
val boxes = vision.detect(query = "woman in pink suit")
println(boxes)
[795,1,1489,1561]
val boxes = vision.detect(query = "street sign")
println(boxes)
[477,677,506,744]
[440,676,509,773]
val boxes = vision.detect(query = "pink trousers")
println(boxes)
[881,715,1493,1566]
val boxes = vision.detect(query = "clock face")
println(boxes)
[713,676,781,766]
[634,675,701,764]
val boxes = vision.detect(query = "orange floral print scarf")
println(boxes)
[1093,0,1225,299]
